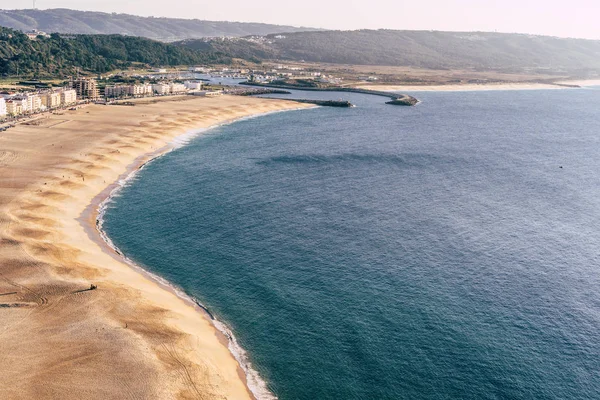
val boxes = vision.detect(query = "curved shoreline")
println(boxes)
[81,106,314,400]
[0,95,313,398]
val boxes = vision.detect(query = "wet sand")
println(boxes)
[0,95,311,399]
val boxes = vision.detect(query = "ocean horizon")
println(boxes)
[102,87,600,399]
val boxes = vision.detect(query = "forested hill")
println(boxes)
[178,30,600,74]
[4,24,600,79]
[0,27,231,77]
[0,9,316,41]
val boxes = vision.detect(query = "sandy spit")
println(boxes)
[555,79,600,87]
[0,95,312,399]
[355,80,600,92]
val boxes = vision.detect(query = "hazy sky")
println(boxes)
[5,0,600,39]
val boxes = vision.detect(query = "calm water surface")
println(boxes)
[103,87,600,399]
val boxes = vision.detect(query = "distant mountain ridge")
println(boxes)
[0,9,317,41]
[177,30,600,74]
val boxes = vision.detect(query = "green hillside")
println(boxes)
[178,30,600,75]
[3,25,600,79]
[0,26,229,77]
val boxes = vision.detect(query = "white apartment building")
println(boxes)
[0,90,77,117]
[133,84,153,96]
[5,99,26,116]
[105,85,126,98]
[0,97,6,117]
[1,94,38,115]
[169,83,187,94]
[28,94,43,112]
[130,85,143,96]
[8,96,30,114]
[61,89,77,105]
[41,91,62,109]
[152,84,171,95]
[0,89,77,116]
[106,84,153,98]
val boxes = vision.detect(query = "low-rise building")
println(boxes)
[25,29,51,40]
[191,90,223,97]
[189,66,208,73]
[0,97,6,117]
[184,81,203,90]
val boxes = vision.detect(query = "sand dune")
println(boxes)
[0,95,312,399]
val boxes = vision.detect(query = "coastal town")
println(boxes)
[0,63,360,123]
[0,76,220,123]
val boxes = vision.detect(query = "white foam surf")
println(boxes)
[95,107,313,400]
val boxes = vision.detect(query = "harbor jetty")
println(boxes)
[240,81,419,106]
[386,95,419,106]
[280,99,353,107]
[227,87,292,96]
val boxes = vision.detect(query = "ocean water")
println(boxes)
[102,87,600,399]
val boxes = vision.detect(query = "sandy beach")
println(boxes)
[355,79,600,92]
[0,95,311,399]
[555,79,600,87]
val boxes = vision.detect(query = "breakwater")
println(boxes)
[229,88,293,96]
[386,95,419,106]
[240,81,419,105]
[279,98,353,107]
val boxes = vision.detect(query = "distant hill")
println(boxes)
[177,30,600,75]
[0,9,317,41]
[0,26,232,78]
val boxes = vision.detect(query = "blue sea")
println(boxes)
[102,87,600,399]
